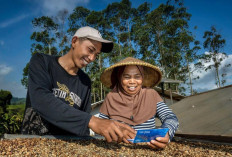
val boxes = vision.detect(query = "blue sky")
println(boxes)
[0,0,231,98]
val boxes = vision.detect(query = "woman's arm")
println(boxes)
[99,112,110,119]
[147,101,179,149]
[156,101,179,140]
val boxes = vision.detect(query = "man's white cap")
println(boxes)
[73,26,113,53]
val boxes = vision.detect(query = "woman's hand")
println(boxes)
[147,132,170,149]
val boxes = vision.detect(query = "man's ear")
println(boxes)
[71,36,79,48]
[72,36,78,43]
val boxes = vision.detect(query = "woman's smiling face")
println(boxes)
[120,65,143,95]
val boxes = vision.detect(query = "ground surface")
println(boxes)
[0,138,231,156]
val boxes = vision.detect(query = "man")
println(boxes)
[21,26,135,143]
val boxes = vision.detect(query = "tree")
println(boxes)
[21,16,60,88]
[31,16,59,55]
[132,2,153,63]
[203,26,227,88]
[21,63,29,88]
[0,90,12,113]
[68,6,90,35]
[55,9,69,56]
[0,90,24,135]
[221,63,231,86]
[139,0,196,94]
[104,0,135,62]
[180,30,201,95]
[144,3,174,70]
[162,0,192,82]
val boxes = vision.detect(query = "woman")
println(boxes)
[99,57,179,149]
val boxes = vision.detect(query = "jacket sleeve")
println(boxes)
[28,53,92,136]
[155,101,179,141]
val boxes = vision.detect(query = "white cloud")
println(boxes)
[0,14,29,28]
[36,0,90,16]
[0,64,12,76]
[189,53,232,93]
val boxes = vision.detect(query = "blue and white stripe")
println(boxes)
[99,101,179,140]
[129,116,156,130]
[156,101,179,140]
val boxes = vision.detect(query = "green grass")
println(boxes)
[1,104,25,114]
[6,104,25,115]
[7,104,25,109]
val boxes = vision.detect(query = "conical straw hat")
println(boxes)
[100,57,162,88]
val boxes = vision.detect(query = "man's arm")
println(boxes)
[27,53,92,136]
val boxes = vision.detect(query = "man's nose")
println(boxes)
[88,54,96,62]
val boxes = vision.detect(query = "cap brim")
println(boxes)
[101,42,114,53]
[85,36,114,53]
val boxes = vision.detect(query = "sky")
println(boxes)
[0,0,231,98]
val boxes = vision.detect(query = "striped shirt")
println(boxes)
[99,101,179,140]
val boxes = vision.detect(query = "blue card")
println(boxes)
[127,128,169,143]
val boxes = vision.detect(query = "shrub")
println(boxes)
[0,104,25,136]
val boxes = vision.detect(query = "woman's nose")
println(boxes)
[129,78,136,83]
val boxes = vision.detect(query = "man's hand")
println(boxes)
[116,122,136,143]
[147,132,170,149]
[88,116,136,143]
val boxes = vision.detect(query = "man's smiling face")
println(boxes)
[72,37,102,69]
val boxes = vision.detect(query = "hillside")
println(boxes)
[11,97,26,105]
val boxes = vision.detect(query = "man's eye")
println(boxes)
[88,48,94,53]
